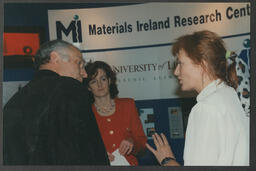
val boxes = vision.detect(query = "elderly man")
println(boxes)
[3,40,110,165]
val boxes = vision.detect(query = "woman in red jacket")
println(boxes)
[84,61,147,166]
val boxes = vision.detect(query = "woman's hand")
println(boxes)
[119,138,134,156]
[107,152,115,162]
[146,133,176,164]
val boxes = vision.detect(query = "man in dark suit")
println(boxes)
[3,40,110,165]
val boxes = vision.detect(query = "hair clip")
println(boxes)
[225,50,231,59]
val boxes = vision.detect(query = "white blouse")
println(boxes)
[183,80,249,166]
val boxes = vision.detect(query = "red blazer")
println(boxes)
[92,98,147,165]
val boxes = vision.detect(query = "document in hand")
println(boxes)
[110,149,130,166]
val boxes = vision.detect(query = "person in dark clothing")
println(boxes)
[3,40,110,165]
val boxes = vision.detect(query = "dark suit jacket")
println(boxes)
[3,70,109,165]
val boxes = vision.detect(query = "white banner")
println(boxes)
[48,2,250,100]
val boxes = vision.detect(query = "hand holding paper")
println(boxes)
[110,149,130,166]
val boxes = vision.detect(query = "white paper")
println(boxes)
[110,149,130,166]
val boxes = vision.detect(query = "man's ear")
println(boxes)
[49,51,61,64]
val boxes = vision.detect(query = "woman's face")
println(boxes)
[174,49,204,93]
[88,68,111,98]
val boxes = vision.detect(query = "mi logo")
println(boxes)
[56,15,82,42]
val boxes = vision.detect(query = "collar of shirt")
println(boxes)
[196,79,224,102]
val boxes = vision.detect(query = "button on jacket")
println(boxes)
[93,98,147,165]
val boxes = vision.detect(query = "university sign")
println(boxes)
[48,2,250,100]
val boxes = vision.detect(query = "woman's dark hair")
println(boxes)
[84,61,119,103]
[172,30,238,89]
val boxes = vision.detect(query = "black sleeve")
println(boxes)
[4,77,109,165]
[3,100,29,165]
[35,78,109,165]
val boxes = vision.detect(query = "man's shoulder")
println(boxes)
[4,75,86,108]
[34,75,85,95]
[31,70,84,91]
[58,76,84,89]
[55,77,87,98]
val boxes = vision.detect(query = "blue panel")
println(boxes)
[135,98,196,165]
[4,69,35,81]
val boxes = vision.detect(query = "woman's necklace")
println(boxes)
[94,99,116,115]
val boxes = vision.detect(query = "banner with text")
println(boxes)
[48,2,250,100]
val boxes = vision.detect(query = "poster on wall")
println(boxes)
[3,27,44,69]
[139,108,155,139]
[168,107,184,139]
[48,2,250,101]
[3,27,44,106]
